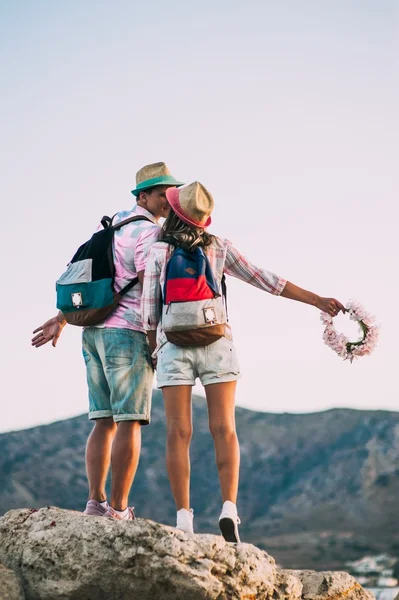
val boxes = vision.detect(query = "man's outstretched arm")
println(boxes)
[31,311,67,348]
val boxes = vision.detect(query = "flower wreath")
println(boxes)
[320,300,379,363]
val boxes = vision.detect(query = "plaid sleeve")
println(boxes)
[224,240,287,295]
[134,226,160,273]
[141,246,162,331]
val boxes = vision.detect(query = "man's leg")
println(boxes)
[102,328,153,516]
[82,328,115,513]
[86,417,117,502]
[109,421,141,510]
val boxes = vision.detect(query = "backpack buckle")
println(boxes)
[203,306,216,324]
[71,292,83,307]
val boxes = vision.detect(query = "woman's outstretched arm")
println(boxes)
[280,281,345,316]
[224,241,344,317]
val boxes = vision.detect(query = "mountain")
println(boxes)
[1,392,398,570]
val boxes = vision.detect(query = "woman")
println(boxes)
[142,181,344,542]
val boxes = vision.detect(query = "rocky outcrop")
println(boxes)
[281,570,374,600]
[0,507,275,600]
[274,571,303,600]
[0,507,374,600]
[0,563,25,600]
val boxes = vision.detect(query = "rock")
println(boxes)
[281,570,375,600]
[0,563,25,600]
[0,507,375,600]
[0,507,276,600]
[274,570,303,600]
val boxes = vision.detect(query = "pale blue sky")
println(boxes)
[1,1,397,432]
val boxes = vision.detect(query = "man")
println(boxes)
[31,162,183,520]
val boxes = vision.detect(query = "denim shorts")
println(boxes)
[82,327,154,424]
[156,336,241,388]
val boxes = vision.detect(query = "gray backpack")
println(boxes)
[161,246,227,346]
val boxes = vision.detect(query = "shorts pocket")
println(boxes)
[205,337,237,373]
[82,349,92,365]
[103,330,135,367]
[158,344,186,375]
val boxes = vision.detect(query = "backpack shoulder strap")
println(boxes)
[100,215,113,229]
[118,276,139,297]
[112,215,153,230]
[221,273,228,321]
[101,214,153,230]
[115,216,155,297]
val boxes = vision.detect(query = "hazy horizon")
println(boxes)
[3,395,399,435]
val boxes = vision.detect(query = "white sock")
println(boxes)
[176,508,194,533]
[223,501,237,511]
[99,501,108,508]
[113,507,129,519]
[220,501,238,519]
[177,508,193,517]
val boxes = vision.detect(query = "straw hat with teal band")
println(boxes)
[131,162,184,196]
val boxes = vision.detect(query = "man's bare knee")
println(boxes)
[93,417,116,432]
[115,420,142,437]
[117,420,141,429]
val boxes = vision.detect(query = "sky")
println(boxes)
[0,0,397,433]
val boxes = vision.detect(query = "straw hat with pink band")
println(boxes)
[166,181,214,229]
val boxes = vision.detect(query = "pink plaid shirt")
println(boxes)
[100,205,160,331]
[141,236,287,347]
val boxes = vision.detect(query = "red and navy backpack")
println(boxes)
[162,246,227,346]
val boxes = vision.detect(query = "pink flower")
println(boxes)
[320,300,378,362]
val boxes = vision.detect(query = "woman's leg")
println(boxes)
[162,385,193,510]
[205,380,241,542]
[205,380,239,503]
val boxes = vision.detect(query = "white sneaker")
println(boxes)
[176,508,194,534]
[219,501,241,543]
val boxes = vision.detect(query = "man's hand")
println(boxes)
[316,297,345,317]
[31,313,67,348]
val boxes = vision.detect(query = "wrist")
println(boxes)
[56,312,67,327]
[313,294,321,308]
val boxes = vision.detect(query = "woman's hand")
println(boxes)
[316,297,345,317]
[281,282,345,317]
[146,330,158,369]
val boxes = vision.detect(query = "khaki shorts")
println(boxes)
[156,336,241,388]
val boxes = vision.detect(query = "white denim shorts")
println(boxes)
[156,336,241,388]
